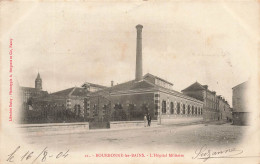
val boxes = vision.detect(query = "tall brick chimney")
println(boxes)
[135,24,143,81]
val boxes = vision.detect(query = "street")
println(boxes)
[22,122,246,152]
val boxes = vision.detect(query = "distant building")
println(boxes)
[232,81,250,125]
[218,96,232,122]
[35,73,42,90]
[29,82,107,123]
[182,82,218,121]
[20,73,48,108]
[32,87,89,118]
[182,82,231,122]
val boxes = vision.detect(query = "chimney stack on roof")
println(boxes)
[111,81,114,87]
[203,85,208,89]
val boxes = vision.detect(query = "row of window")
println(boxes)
[161,101,202,115]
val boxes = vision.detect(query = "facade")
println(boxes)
[33,87,89,117]
[28,82,107,123]
[27,87,89,123]
[85,75,204,123]
[218,96,232,122]
[232,81,249,125]
[182,82,231,122]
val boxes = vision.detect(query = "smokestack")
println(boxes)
[111,81,114,87]
[135,24,143,81]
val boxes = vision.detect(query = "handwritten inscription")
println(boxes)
[193,145,244,162]
[6,146,69,163]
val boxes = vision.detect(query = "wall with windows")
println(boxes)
[219,99,232,122]
[156,92,204,119]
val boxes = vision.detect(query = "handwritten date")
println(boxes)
[6,146,69,163]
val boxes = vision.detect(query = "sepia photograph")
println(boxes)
[0,1,259,164]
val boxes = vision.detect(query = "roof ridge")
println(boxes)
[82,82,107,88]
[143,73,173,85]
[69,87,76,96]
[51,87,75,95]
[232,81,248,89]
[181,81,205,92]
[143,79,159,88]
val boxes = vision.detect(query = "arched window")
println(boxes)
[170,102,174,114]
[177,102,180,114]
[182,104,185,114]
[162,101,166,114]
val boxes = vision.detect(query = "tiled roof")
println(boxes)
[71,87,89,96]
[51,87,88,97]
[89,78,203,103]
[89,80,156,96]
[21,87,37,91]
[51,87,75,97]
[181,82,206,92]
[108,80,156,92]
[182,82,219,95]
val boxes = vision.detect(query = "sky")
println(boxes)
[1,1,259,106]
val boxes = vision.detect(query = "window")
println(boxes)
[170,102,174,114]
[182,104,185,114]
[154,104,159,115]
[192,106,194,115]
[177,102,180,114]
[188,105,190,114]
[155,94,160,97]
[162,101,166,114]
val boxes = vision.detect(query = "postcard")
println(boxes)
[0,1,259,164]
